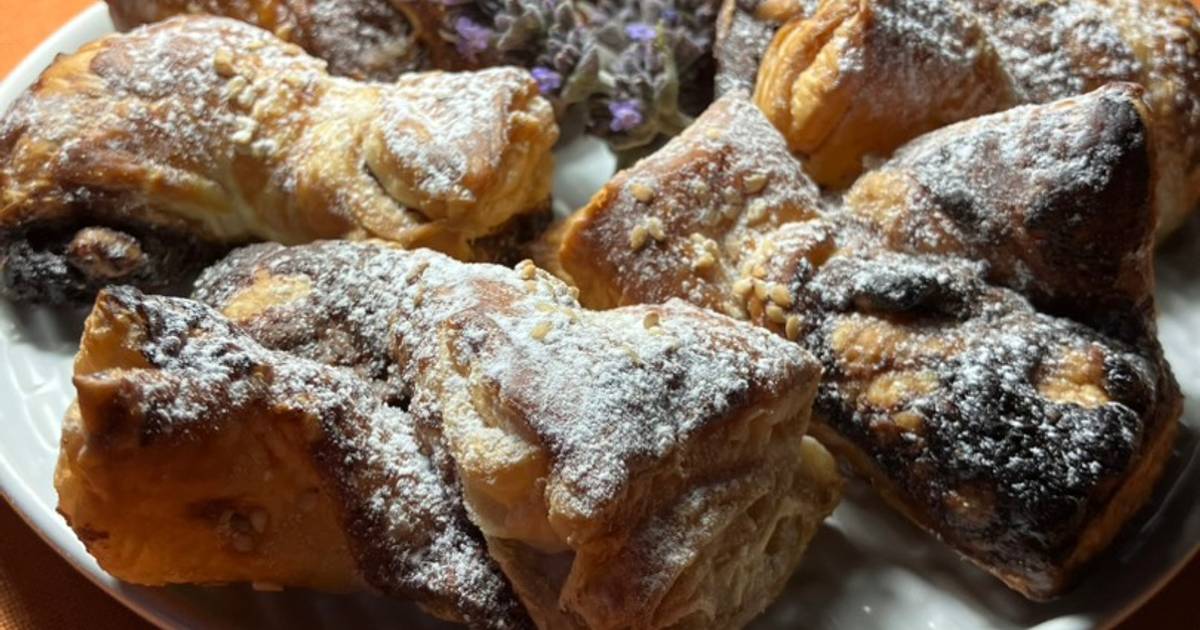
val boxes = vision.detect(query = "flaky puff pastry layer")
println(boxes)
[106,0,425,80]
[58,241,842,629]
[57,285,530,628]
[552,87,1180,599]
[0,15,556,303]
[423,281,839,630]
[752,0,1200,237]
[714,0,815,95]
[106,0,483,76]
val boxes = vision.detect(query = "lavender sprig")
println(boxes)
[438,0,721,153]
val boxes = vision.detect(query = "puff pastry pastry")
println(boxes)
[57,240,842,629]
[553,86,1181,599]
[0,16,557,303]
[108,1,724,154]
[106,0,425,80]
[105,0,480,78]
[714,0,813,95]
[749,0,1200,236]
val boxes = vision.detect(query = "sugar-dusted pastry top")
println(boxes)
[0,15,557,303]
[194,239,825,518]
[845,86,1157,341]
[60,240,839,629]
[58,285,530,628]
[745,0,1200,236]
[106,0,424,80]
[555,95,824,315]
[106,0,724,153]
[554,86,1181,599]
[714,0,815,95]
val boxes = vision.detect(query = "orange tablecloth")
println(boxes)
[0,3,1197,629]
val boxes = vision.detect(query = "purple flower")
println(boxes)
[609,99,644,132]
[454,16,492,59]
[531,67,563,94]
[625,22,656,43]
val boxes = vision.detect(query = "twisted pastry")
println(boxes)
[552,86,1180,598]
[747,0,1200,236]
[56,240,842,629]
[57,287,528,628]
[0,16,557,303]
[106,0,721,153]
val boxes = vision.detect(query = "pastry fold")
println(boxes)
[714,0,814,95]
[105,0,425,80]
[57,240,841,629]
[750,0,1200,236]
[57,287,526,628]
[0,16,557,303]
[553,86,1180,599]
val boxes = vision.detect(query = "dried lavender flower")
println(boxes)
[625,22,657,42]
[438,0,722,152]
[608,99,645,132]
[454,16,494,60]
[532,66,564,94]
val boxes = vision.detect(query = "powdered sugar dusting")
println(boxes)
[452,294,807,521]
[89,285,528,628]
[564,95,823,316]
[196,240,814,524]
[560,86,1178,588]
[1,14,555,294]
[296,0,424,80]
[107,0,423,81]
[847,83,1156,341]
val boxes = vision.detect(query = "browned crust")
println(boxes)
[810,386,1179,600]
[749,0,1200,233]
[0,16,557,304]
[714,0,812,95]
[552,85,1182,599]
[60,240,838,628]
[56,284,533,628]
[106,0,427,80]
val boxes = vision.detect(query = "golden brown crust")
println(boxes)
[844,86,1158,341]
[106,0,427,80]
[57,285,531,628]
[58,240,839,628]
[750,0,1200,236]
[195,241,839,629]
[424,279,838,629]
[558,96,823,316]
[554,86,1181,599]
[714,0,815,95]
[0,16,557,303]
[105,0,477,76]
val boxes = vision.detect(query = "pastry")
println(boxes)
[106,0,425,80]
[749,0,1200,236]
[552,86,1181,599]
[55,286,525,624]
[714,0,812,95]
[57,240,842,629]
[56,288,529,628]
[105,0,722,153]
[0,16,557,303]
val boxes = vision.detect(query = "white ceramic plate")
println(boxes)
[2,5,1198,629]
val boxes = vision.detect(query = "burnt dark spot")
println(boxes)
[1,218,228,305]
[813,253,980,320]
